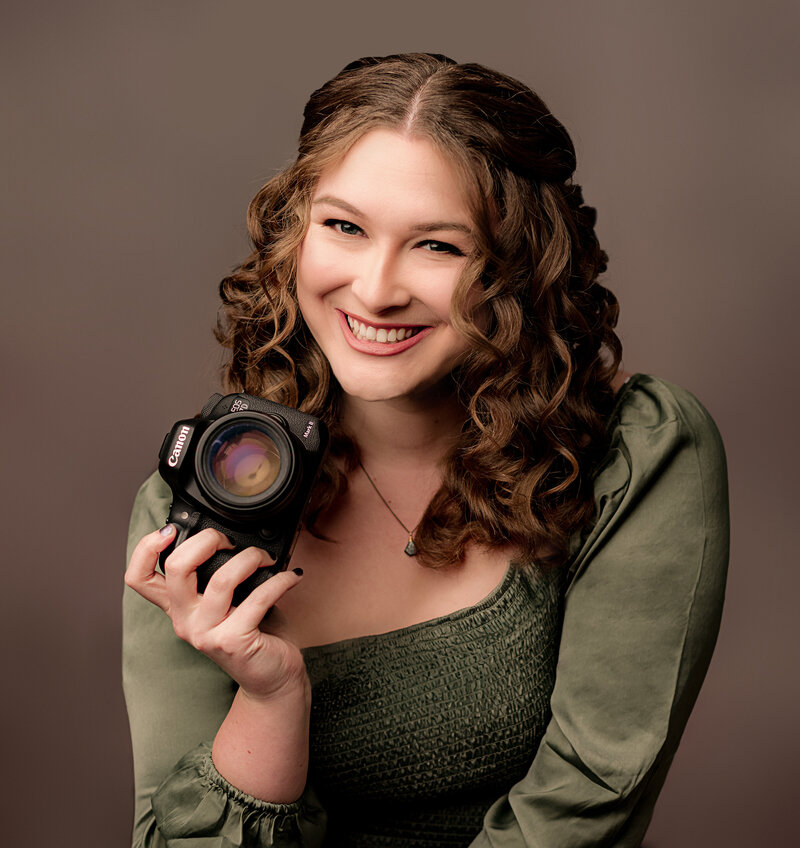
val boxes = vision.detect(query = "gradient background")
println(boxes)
[2,1,797,846]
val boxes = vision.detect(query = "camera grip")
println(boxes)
[160,507,286,606]
[196,546,284,607]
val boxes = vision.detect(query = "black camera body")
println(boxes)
[157,392,328,603]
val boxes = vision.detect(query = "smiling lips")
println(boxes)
[336,310,431,355]
[346,314,422,343]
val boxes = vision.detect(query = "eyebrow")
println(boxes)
[312,195,474,236]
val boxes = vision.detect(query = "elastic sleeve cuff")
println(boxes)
[152,743,326,847]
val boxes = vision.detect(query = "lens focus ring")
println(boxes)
[195,413,297,513]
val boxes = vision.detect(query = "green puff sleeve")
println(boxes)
[122,473,326,847]
[472,375,730,847]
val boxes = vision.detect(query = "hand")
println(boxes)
[126,525,307,701]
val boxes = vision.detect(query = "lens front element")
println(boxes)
[196,412,299,515]
[209,426,281,497]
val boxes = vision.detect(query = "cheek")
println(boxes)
[295,247,324,333]
[296,239,323,302]
[432,272,468,323]
[296,239,344,346]
[296,232,350,300]
[297,236,330,298]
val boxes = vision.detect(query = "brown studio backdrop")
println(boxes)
[1,1,797,845]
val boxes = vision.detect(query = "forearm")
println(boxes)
[212,678,312,803]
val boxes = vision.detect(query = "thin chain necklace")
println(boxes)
[358,460,419,556]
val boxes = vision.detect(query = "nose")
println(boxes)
[350,245,411,315]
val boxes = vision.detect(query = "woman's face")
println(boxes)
[296,128,477,404]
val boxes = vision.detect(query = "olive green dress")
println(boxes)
[122,374,729,847]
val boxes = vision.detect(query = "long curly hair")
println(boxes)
[215,53,622,568]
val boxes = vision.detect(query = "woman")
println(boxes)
[124,53,729,847]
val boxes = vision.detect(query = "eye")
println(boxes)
[418,240,465,257]
[324,219,363,236]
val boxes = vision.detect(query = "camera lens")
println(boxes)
[209,427,281,497]
[196,414,299,513]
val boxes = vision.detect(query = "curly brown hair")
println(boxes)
[215,53,622,568]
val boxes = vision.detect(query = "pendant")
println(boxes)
[404,536,418,556]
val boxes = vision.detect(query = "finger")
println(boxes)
[163,528,235,610]
[194,546,276,630]
[230,568,304,633]
[124,524,176,610]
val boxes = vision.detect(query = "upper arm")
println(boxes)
[474,377,729,847]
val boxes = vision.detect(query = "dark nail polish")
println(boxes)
[292,567,304,576]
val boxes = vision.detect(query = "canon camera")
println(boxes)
[157,392,328,602]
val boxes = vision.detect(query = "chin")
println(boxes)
[337,378,420,404]
[334,368,455,405]
[322,337,468,404]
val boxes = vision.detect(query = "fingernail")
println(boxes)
[292,567,304,576]
[159,524,175,537]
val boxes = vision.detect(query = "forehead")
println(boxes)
[313,129,473,222]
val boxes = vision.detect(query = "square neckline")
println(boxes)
[300,373,645,657]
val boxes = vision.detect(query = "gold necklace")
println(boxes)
[358,461,419,556]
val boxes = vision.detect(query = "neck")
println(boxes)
[341,388,466,473]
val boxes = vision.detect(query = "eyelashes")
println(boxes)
[416,239,465,257]
[326,219,362,237]
[322,219,465,257]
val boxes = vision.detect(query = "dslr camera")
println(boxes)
[157,392,328,603]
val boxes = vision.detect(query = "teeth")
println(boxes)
[345,315,420,344]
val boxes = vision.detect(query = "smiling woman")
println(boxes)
[297,130,476,400]
[123,53,729,848]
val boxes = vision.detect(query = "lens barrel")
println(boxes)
[195,413,299,514]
